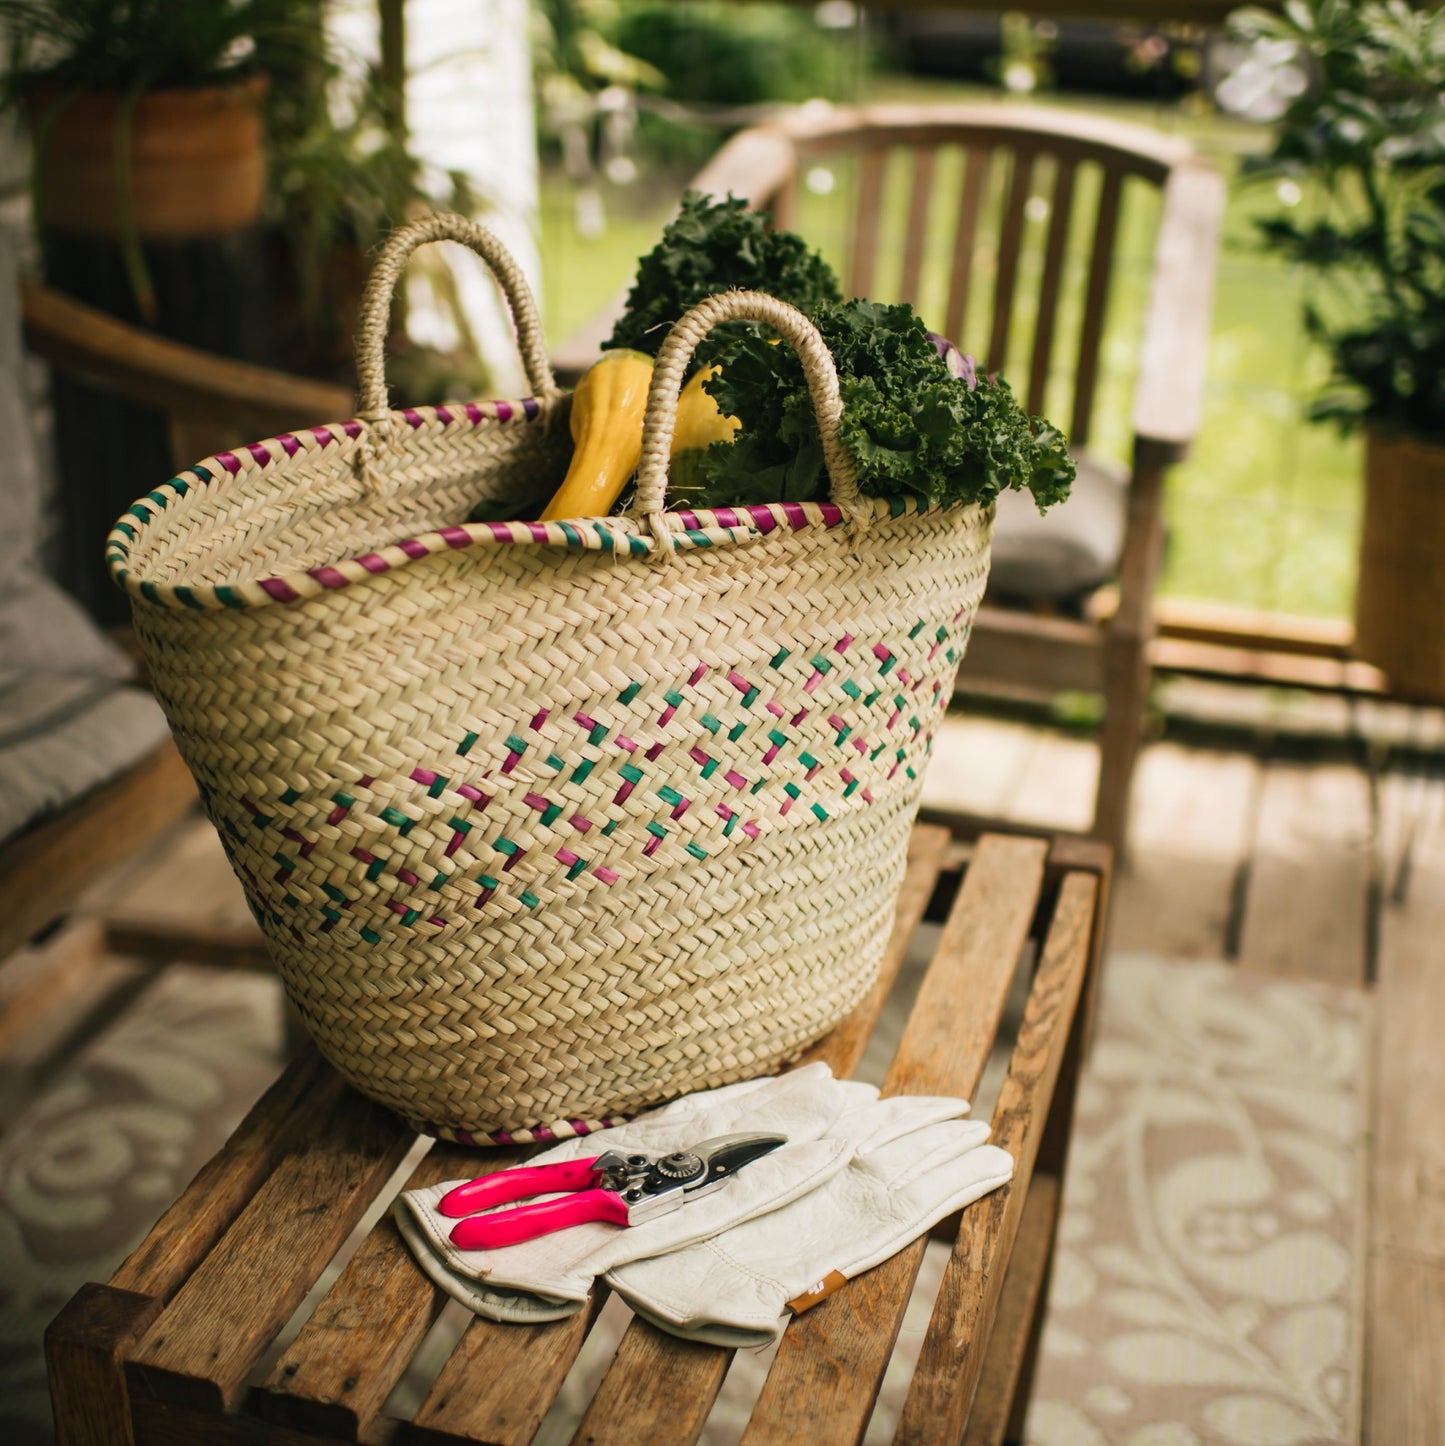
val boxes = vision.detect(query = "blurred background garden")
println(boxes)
[532,1,1363,625]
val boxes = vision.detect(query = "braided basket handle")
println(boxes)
[355,212,560,422]
[629,291,868,550]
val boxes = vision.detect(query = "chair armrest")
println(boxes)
[20,277,354,436]
[549,126,798,386]
[1131,157,1225,460]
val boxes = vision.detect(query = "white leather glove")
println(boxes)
[394,1063,884,1323]
[607,1113,1015,1348]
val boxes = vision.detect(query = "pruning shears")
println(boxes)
[436,1132,786,1250]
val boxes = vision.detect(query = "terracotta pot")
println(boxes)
[28,76,267,240]
[1353,425,1445,700]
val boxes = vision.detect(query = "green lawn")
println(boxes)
[536,74,1362,621]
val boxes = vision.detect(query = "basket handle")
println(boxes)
[629,291,868,550]
[354,212,561,422]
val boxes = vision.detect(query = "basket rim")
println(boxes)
[106,399,980,614]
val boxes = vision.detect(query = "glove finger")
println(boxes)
[840,1093,972,1153]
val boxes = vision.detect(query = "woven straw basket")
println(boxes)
[107,214,993,1144]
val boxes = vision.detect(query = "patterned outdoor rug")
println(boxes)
[1023,951,1371,1446]
[0,965,284,1444]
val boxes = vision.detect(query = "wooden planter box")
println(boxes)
[1354,427,1445,701]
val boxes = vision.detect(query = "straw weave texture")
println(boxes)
[108,217,994,1142]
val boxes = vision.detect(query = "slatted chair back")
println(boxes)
[677,103,1225,860]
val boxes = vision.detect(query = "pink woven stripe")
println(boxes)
[819,502,843,526]
[435,405,453,425]
[487,522,512,542]
[247,442,272,466]
[438,527,472,548]
[465,402,485,424]
[744,505,777,533]
[357,553,390,574]
[341,420,362,438]
[309,565,350,589]
[216,451,242,475]
[782,502,807,530]
[677,509,701,529]
[259,577,300,602]
[310,425,334,446]
[527,523,549,542]
[495,400,513,421]
[278,433,301,456]
[398,538,429,559]
[403,408,424,427]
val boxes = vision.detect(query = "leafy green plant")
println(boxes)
[1230,0,1445,441]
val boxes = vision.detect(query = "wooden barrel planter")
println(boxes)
[1353,427,1445,701]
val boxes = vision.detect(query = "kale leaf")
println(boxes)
[694,299,1075,513]
[604,191,841,360]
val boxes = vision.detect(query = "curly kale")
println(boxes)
[603,191,841,359]
[692,299,1075,513]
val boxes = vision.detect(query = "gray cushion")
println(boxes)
[986,451,1128,604]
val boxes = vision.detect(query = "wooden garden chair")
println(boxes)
[556,102,1225,861]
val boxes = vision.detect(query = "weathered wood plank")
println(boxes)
[896,872,1097,1446]
[1367,1249,1445,1446]
[410,1293,608,1446]
[960,1175,1061,1446]
[1111,742,1259,959]
[796,823,949,1076]
[1371,768,1445,1262]
[127,1083,417,1411]
[110,1050,334,1300]
[736,836,1052,1446]
[570,1318,731,1446]
[1237,760,1371,984]
[258,1142,491,1438]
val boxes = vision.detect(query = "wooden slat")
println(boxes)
[258,1140,492,1438]
[737,836,1051,1446]
[110,1051,334,1299]
[896,871,1098,1446]
[954,607,1105,699]
[899,147,936,305]
[1151,634,1389,697]
[1368,1250,1445,1446]
[408,1288,607,1446]
[127,1083,417,1411]
[849,147,888,299]
[987,149,1034,376]
[1236,761,1371,984]
[0,739,197,963]
[959,1175,1061,1446]
[1130,158,1226,449]
[571,1318,732,1446]
[945,145,989,348]
[107,917,272,971]
[558,827,951,1446]
[1069,165,1121,451]
[797,823,950,1076]
[1026,158,1076,419]
[1371,772,1445,1262]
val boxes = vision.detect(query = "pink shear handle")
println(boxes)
[437,1156,602,1218]
[449,1188,630,1249]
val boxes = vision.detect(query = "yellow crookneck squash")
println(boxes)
[540,353,739,521]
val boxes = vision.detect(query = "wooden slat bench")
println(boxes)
[45,826,1111,1446]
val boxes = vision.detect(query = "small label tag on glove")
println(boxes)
[786,1270,847,1314]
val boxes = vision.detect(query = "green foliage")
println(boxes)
[1231,0,1445,441]
[693,298,1075,513]
[603,191,841,358]
[0,0,322,99]
[606,3,836,108]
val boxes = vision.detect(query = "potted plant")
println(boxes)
[1,0,329,321]
[1227,0,1445,696]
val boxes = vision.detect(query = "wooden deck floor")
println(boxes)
[4,683,1442,1443]
[923,689,1445,1446]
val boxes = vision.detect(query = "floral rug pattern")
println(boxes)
[1024,952,1370,1446]
[0,966,283,1444]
